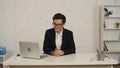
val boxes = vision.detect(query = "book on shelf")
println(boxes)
[103,41,120,53]
[104,42,108,51]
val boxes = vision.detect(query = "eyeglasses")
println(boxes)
[52,23,63,27]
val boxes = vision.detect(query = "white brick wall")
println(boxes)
[0,0,120,58]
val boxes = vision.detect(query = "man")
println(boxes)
[43,13,76,56]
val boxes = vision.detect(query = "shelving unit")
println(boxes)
[0,55,5,63]
[0,54,7,68]
[100,5,120,64]
[0,46,6,68]
[0,56,4,64]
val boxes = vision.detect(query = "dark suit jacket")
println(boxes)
[43,28,76,55]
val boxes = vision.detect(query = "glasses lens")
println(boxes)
[52,23,62,27]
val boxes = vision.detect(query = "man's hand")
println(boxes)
[51,49,64,56]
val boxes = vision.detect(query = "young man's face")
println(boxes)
[53,19,64,33]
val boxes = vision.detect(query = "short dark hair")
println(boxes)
[53,13,66,24]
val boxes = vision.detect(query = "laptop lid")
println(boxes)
[19,41,40,59]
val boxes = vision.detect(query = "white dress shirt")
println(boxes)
[55,30,63,49]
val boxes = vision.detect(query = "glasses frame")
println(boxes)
[52,22,63,27]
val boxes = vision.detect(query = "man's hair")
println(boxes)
[53,13,66,24]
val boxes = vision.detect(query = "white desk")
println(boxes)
[3,53,118,68]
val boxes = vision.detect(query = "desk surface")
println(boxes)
[3,53,118,66]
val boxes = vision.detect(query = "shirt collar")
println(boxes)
[56,29,63,36]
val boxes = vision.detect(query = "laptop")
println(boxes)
[19,41,41,59]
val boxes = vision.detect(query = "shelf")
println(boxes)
[105,17,120,19]
[104,40,120,42]
[104,28,120,30]
[104,51,120,53]
[104,5,120,7]
[104,17,120,19]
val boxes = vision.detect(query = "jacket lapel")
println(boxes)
[61,28,65,49]
[52,28,56,49]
